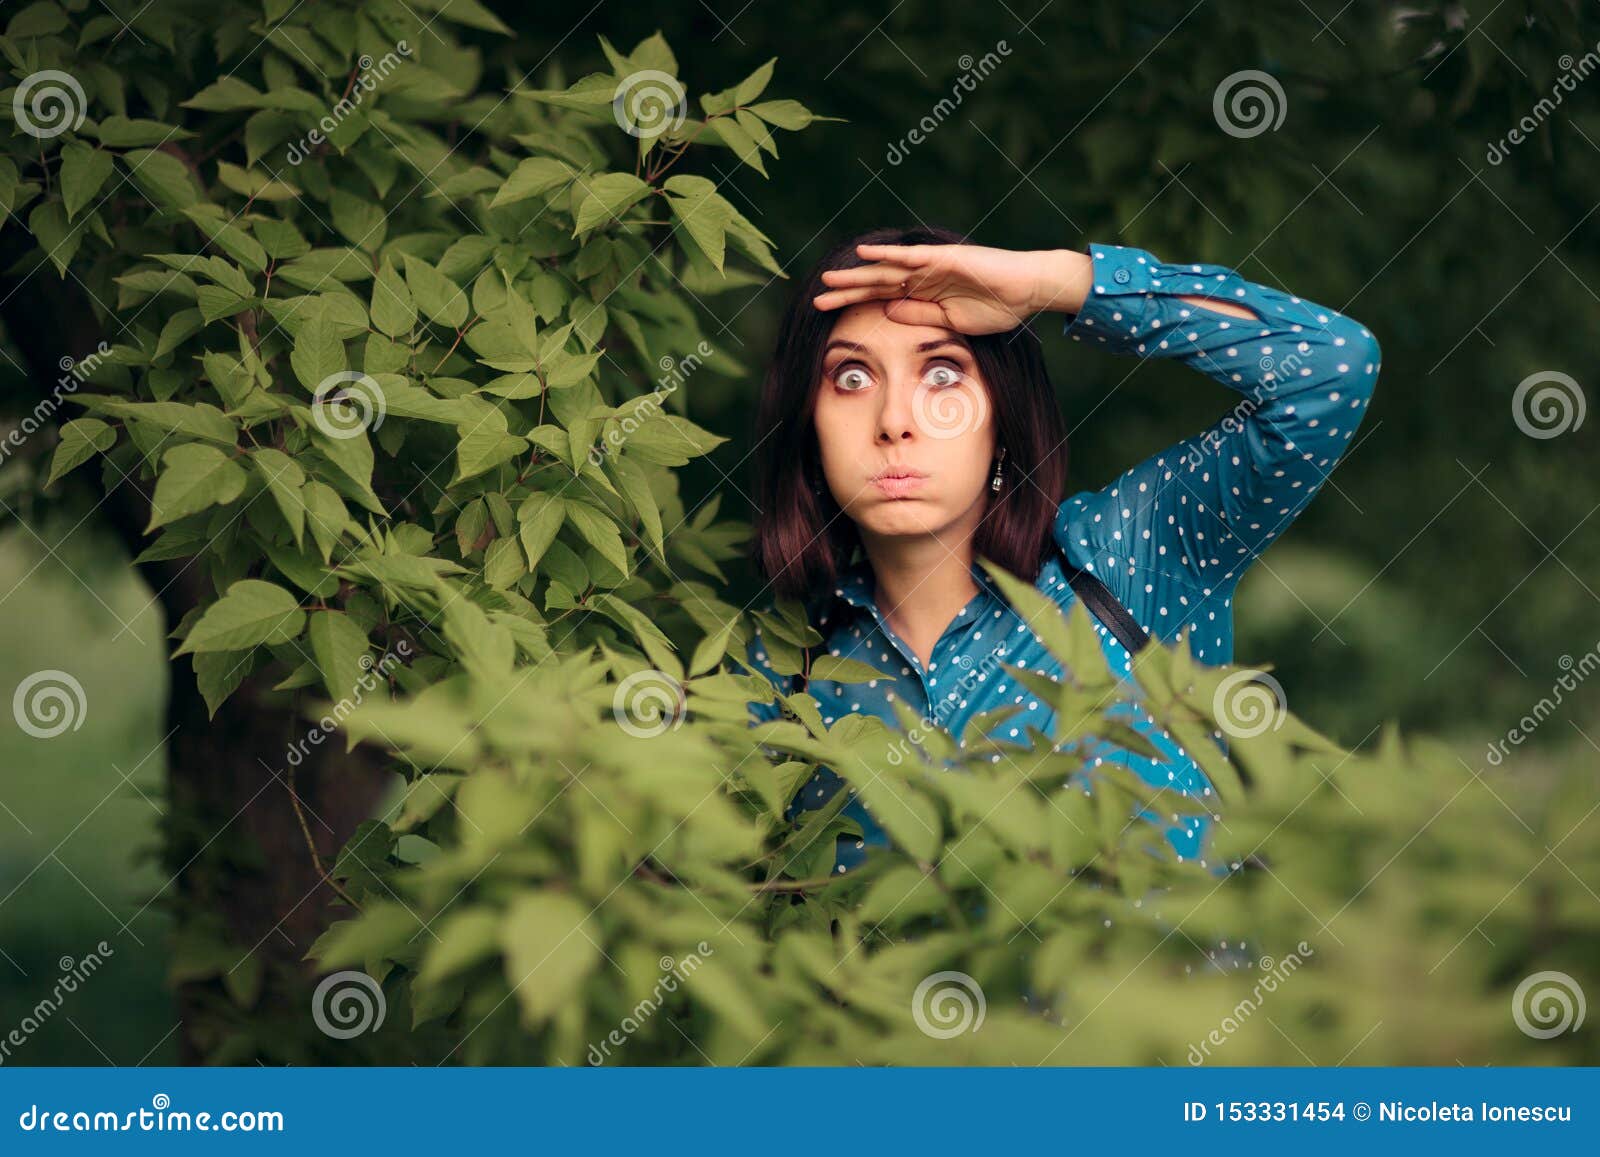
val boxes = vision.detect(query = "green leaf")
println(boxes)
[252,447,307,547]
[689,616,737,677]
[308,610,371,702]
[193,650,254,719]
[102,400,237,446]
[482,536,524,589]
[490,157,576,209]
[704,117,767,176]
[28,201,84,277]
[500,892,601,1027]
[572,172,651,237]
[121,148,199,209]
[329,188,388,252]
[302,479,352,563]
[369,261,415,338]
[748,99,819,131]
[442,597,516,683]
[403,254,468,329]
[606,454,662,557]
[95,116,191,147]
[453,408,523,484]
[663,175,732,272]
[176,579,305,655]
[153,308,204,361]
[59,143,115,222]
[734,58,777,105]
[146,443,248,530]
[418,909,501,985]
[291,311,347,392]
[562,498,628,575]
[182,207,268,273]
[183,76,267,112]
[517,492,565,571]
[309,427,384,515]
[47,418,116,485]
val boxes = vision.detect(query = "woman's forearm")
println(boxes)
[1026,248,1096,315]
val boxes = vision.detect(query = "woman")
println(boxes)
[740,225,1381,877]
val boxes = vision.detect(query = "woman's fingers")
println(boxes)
[812,283,908,311]
[818,262,919,289]
[855,243,931,266]
[881,298,947,328]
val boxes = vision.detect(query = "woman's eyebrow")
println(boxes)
[822,338,969,356]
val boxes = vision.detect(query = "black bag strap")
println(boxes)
[1063,562,1151,657]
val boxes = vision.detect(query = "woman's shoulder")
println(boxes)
[1046,489,1227,651]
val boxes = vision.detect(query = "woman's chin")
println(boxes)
[854,501,951,538]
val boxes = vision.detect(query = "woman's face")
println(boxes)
[810,301,996,547]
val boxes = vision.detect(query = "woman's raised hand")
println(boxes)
[811,242,1091,335]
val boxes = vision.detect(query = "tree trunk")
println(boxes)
[2,272,390,1064]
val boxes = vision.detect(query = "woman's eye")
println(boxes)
[834,366,872,391]
[924,364,963,388]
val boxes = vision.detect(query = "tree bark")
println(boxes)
[1,267,390,1064]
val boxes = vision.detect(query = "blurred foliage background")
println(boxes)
[2,0,1597,1063]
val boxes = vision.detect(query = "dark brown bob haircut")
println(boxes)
[751,223,1071,601]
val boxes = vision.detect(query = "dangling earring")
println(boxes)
[990,446,1007,492]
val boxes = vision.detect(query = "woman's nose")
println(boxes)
[875,378,917,442]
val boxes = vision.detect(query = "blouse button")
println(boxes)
[1112,267,1131,284]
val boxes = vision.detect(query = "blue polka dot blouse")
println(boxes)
[741,242,1382,876]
